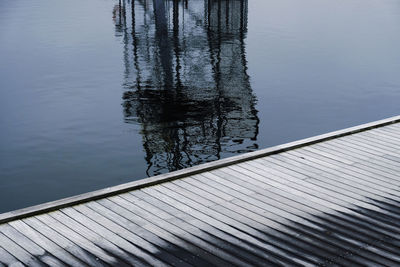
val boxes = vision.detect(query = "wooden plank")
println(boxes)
[293,148,400,186]
[382,154,400,164]
[21,216,109,266]
[243,160,400,230]
[0,246,24,267]
[0,224,66,266]
[158,182,316,263]
[228,164,348,212]
[244,160,389,214]
[233,163,356,212]
[83,201,199,267]
[49,209,150,267]
[285,151,400,203]
[142,186,314,266]
[118,192,267,267]
[7,220,86,266]
[122,191,269,267]
[376,126,400,136]
[224,165,400,242]
[0,117,399,266]
[309,145,400,180]
[315,142,379,161]
[1,115,399,224]
[93,199,215,267]
[0,232,45,267]
[199,172,399,265]
[104,196,233,266]
[207,171,390,264]
[372,128,400,141]
[208,169,367,233]
[334,136,400,157]
[234,161,396,234]
[355,133,400,150]
[262,154,371,201]
[73,204,189,267]
[35,213,131,266]
[210,170,400,264]
[385,123,400,131]
[307,142,400,178]
[170,177,359,266]
[328,137,392,156]
[364,129,400,143]
[316,141,399,169]
[68,206,171,267]
[250,157,400,214]
[283,151,400,198]
[342,133,400,153]
[266,154,400,210]
[301,146,355,164]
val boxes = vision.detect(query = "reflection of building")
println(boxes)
[115,0,259,176]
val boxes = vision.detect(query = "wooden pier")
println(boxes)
[1,115,400,266]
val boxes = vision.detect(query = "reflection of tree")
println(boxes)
[114,0,259,176]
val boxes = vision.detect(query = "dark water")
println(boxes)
[1,0,399,213]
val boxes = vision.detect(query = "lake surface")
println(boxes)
[1,0,399,213]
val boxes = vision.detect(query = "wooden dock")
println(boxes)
[1,115,400,266]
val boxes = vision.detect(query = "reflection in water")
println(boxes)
[114,0,259,176]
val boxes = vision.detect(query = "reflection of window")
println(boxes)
[115,0,259,176]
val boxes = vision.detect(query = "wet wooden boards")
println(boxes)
[1,115,400,266]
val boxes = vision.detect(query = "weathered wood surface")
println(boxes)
[1,115,400,266]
